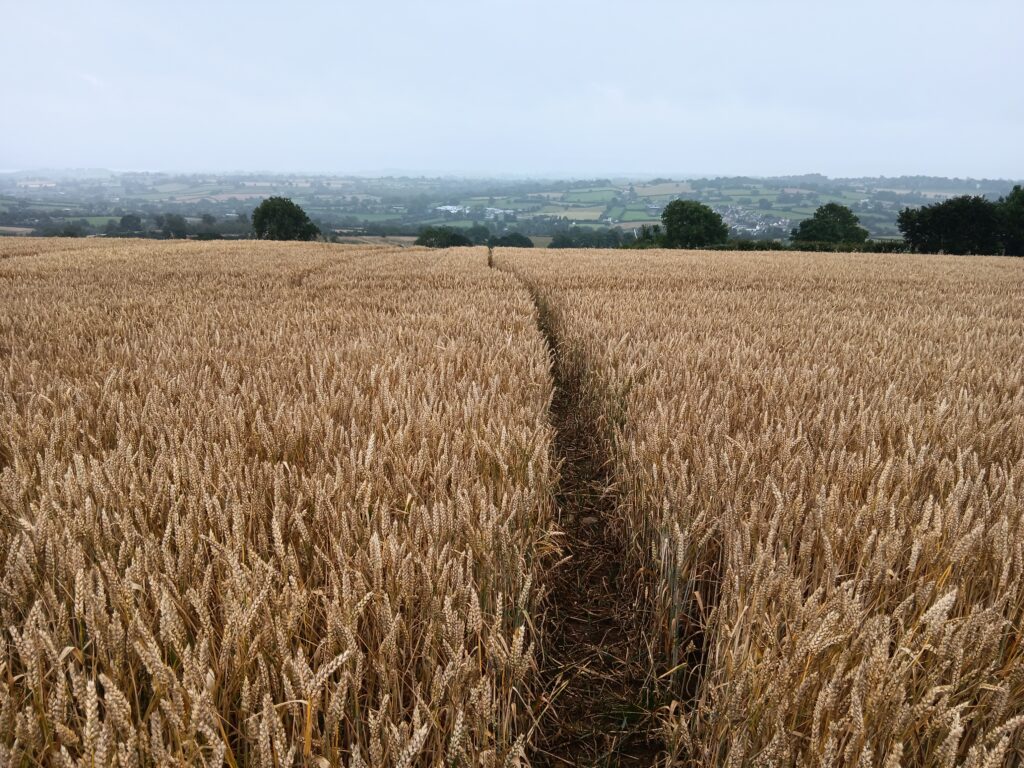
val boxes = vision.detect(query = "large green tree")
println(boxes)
[660,200,728,248]
[898,196,1002,255]
[791,203,868,244]
[252,197,321,241]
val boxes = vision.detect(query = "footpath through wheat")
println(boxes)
[525,288,663,767]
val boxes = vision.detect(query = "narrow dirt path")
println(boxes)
[526,289,663,767]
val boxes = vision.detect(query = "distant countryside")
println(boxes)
[2,170,1019,246]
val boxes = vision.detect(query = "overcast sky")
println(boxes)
[3,0,1022,178]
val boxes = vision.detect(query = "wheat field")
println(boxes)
[3,239,1024,767]
[498,248,1024,766]
[0,240,556,766]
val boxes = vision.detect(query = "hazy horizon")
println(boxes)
[4,168,1024,184]
[4,0,1023,178]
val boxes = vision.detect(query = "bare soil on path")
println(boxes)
[527,290,664,767]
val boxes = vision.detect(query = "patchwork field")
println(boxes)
[538,204,608,221]
[2,240,1024,766]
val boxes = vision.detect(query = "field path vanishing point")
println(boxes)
[523,284,664,767]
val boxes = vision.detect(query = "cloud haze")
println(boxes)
[3,0,1022,177]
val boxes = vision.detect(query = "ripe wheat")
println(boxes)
[0,239,556,766]
[7,238,1023,767]
[500,248,1024,767]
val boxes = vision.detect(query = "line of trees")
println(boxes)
[898,187,1023,255]
[106,212,254,239]
[110,213,189,239]
[414,226,535,248]
[414,226,473,247]
[27,211,254,239]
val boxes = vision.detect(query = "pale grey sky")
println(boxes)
[3,0,1022,178]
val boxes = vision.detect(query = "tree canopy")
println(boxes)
[1000,185,1024,256]
[490,232,533,248]
[465,224,491,245]
[898,196,1003,255]
[660,200,728,248]
[118,214,143,233]
[791,203,868,244]
[252,197,321,241]
[159,211,188,239]
[414,226,473,248]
